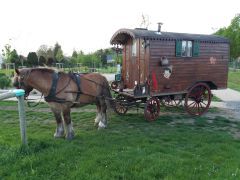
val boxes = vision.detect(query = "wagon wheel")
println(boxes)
[184,83,212,116]
[111,81,118,89]
[160,96,182,107]
[114,94,128,115]
[144,97,160,122]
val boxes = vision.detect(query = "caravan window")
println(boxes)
[181,41,192,57]
[176,40,199,57]
[132,40,137,56]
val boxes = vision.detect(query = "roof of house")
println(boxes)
[110,28,229,45]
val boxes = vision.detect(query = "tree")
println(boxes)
[140,14,151,29]
[47,48,54,61]
[72,50,78,58]
[39,56,47,66]
[1,44,19,65]
[55,48,64,62]
[53,42,64,62]
[215,14,240,59]
[1,44,11,63]
[27,52,38,66]
[70,50,78,64]
[37,45,48,60]
[19,55,27,67]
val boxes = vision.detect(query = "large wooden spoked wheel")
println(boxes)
[115,94,128,115]
[185,83,212,116]
[161,96,182,107]
[144,97,160,122]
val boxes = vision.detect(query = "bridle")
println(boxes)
[15,69,33,98]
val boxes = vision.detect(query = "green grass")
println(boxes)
[0,103,240,179]
[228,70,240,91]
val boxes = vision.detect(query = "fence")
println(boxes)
[0,89,27,145]
[229,60,240,70]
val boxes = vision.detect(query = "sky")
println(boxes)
[0,0,239,57]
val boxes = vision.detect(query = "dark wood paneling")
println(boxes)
[122,38,229,94]
[149,40,229,93]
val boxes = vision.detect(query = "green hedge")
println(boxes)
[0,73,11,89]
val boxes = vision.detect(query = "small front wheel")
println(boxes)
[144,97,160,122]
[114,94,128,115]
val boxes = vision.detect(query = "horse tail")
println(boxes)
[102,76,115,110]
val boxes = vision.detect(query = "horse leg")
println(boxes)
[94,100,102,127]
[98,98,107,129]
[52,109,65,138]
[63,108,75,140]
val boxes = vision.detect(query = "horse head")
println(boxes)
[13,68,34,98]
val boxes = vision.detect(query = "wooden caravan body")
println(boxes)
[110,28,229,96]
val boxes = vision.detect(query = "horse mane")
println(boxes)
[30,67,63,74]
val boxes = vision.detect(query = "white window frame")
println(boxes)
[181,40,192,57]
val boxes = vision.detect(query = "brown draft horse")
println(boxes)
[13,67,113,140]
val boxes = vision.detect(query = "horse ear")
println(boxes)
[15,68,20,75]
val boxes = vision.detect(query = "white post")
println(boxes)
[14,89,27,145]
[17,95,27,145]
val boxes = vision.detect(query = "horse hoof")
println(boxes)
[65,132,75,140]
[98,126,107,130]
[54,132,65,138]
[98,121,107,130]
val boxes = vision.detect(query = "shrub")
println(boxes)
[0,73,11,89]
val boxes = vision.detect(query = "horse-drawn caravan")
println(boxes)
[110,27,229,121]
[12,27,229,140]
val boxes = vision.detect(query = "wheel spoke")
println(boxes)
[144,97,160,122]
[185,83,211,116]
[200,102,206,108]
[187,101,196,108]
[201,101,207,106]
[197,103,200,114]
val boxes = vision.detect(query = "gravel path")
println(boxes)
[212,88,240,118]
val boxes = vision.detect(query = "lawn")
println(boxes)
[0,102,240,179]
[228,70,240,91]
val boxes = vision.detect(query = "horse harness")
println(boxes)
[44,72,82,103]
[17,69,108,104]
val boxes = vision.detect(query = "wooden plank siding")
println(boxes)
[149,40,229,93]
[111,28,229,96]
